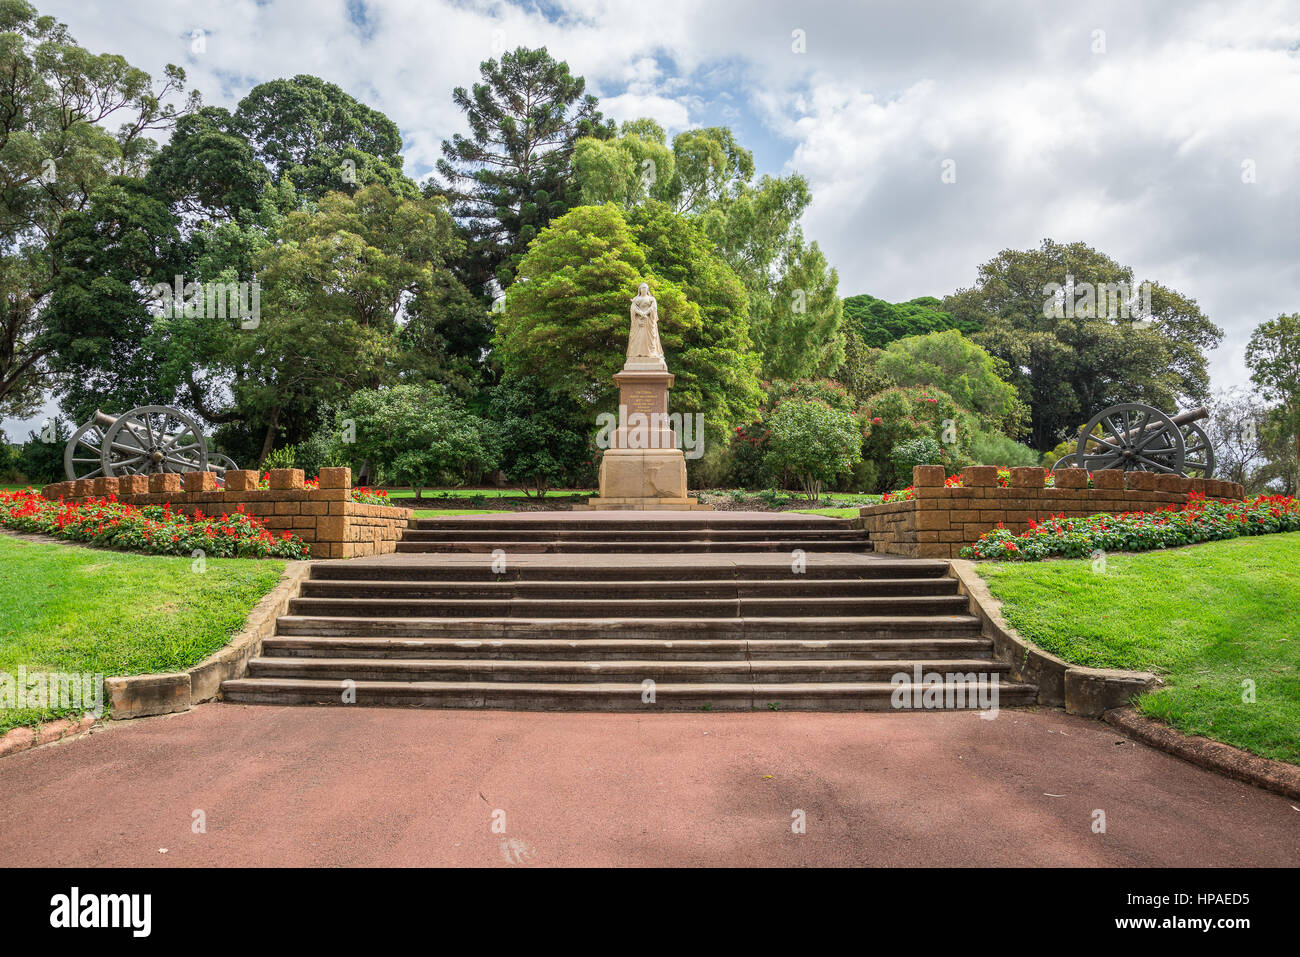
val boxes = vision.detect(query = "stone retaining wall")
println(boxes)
[860,465,1248,559]
[40,467,412,559]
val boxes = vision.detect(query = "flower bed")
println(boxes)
[248,472,389,506]
[882,468,1079,502]
[0,488,309,559]
[961,493,1300,561]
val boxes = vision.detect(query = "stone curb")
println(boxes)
[946,559,1160,715]
[0,714,98,759]
[1104,707,1300,800]
[106,561,312,720]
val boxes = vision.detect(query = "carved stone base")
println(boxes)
[582,448,712,510]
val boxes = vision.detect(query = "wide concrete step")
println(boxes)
[262,635,997,661]
[410,518,857,532]
[394,539,874,554]
[297,577,960,600]
[273,614,985,640]
[220,677,1037,711]
[401,528,867,542]
[309,560,950,582]
[246,656,1011,683]
[286,595,972,619]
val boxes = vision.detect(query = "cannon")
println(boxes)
[64,405,237,481]
[1051,403,1214,478]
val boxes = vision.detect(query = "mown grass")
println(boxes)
[793,507,860,518]
[978,533,1300,764]
[411,508,512,518]
[384,488,592,501]
[0,534,285,733]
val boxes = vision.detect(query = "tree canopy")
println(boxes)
[946,239,1222,450]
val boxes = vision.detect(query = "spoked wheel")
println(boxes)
[1178,421,1215,478]
[1050,452,1082,472]
[64,420,110,481]
[1076,403,1185,475]
[205,453,239,484]
[102,405,209,476]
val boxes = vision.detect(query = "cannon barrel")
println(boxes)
[91,409,117,428]
[1170,406,1208,426]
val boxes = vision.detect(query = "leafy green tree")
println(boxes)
[0,0,195,415]
[487,375,590,496]
[762,398,862,501]
[41,178,187,421]
[872,329,1028,437]
[496,203,761,444]
[573,123,842,381]
[835,326,892,403]
[750,234,843,379]
[1245,313,1300,493]
[571,119,675,208]
[947,239,1222,450]
[340,385,498,497]
[233,75,415,201]
[145,106,270,221]
[435,47,613,294]
[842,294,977,347]
[626,202,762,443]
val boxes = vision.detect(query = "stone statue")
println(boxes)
[625,282,667,371]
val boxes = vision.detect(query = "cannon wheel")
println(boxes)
[64,420,110,481]
[102,405,209,476]
[1179,421,1215,478]
[1076,403,1185,474]
[205,452,239,483]
[1050,452,1082,472]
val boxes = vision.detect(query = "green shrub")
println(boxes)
[763,399,863,501]
[967,429,1039,468]
[261,445,298,470]
[889,436,943,475]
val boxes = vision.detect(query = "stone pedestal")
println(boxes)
[582,370,710,510]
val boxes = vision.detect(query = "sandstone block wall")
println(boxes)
[859,465,1248,559]
[41,467,412,560]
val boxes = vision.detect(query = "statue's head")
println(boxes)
[638,282,650,296]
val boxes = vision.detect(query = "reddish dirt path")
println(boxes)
[1,704,1295,867]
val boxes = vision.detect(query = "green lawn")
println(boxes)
[384,488,592,501]
[411,508,511,518]
[978,533,1300,764]
[794,507,860,518]
[0,535,285,732]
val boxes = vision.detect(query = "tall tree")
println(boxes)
[1245,313,1300,493]
[435,47,613,296]
[573,122,843,380]
[232,75,415,202]
[495,203,761,443]
[947,239,1223,450]
[0,0,194,415]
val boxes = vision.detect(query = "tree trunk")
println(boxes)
[257,406,281,467]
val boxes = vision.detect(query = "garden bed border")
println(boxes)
[858,465,1247,559]
[41,467,413,559]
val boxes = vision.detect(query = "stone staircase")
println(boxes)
[221,514,1035,711]
[394,514,874,553]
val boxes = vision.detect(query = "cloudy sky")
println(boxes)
[8,0,1299,437]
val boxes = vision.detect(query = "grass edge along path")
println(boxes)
[0,534,285,733]
[977,533,1300,764]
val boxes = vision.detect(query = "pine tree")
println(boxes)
[434,47,613,297]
